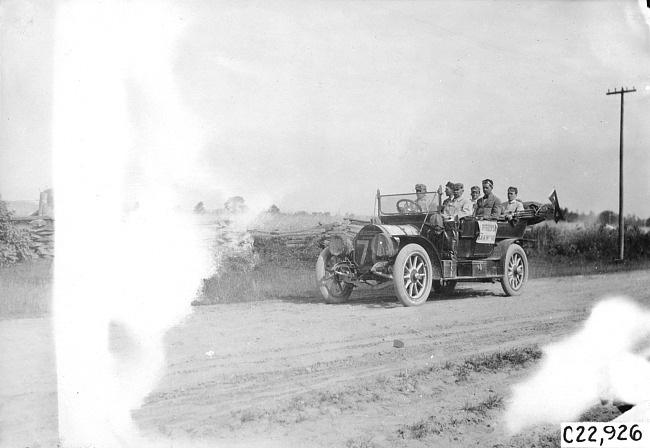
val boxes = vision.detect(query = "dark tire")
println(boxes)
[433,280,457,294]
[316,248,354,304]
[393,244,432,306]
[500,244,528,296]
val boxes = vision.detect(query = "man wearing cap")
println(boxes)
[451,183,473,219]
[475,179,502,220]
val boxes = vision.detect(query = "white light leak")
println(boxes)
[52,1,214,446]
[504,297,650,434]
[638,0,650,32]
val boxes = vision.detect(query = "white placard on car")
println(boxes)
[476,221,498,244]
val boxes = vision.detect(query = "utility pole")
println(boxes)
[606,86,636,261]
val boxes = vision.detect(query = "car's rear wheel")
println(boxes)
[316,248,354,304]
[393,244,432,307]
[500,244,528,296]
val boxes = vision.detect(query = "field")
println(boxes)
[2,214,650,447]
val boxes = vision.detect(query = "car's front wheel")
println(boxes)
[500,244,528,296]
[393,244,432,306]
[316,248,354,304]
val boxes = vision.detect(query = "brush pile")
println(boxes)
[249,218,367,249]
[27,219,54,258]
[9,217,55,259]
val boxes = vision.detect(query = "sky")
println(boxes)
[2,0,650,217]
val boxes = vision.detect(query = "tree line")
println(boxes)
[560,208,650,227]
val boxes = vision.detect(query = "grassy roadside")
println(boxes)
[529,256,650,279]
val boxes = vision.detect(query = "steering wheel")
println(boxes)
[396,199,422,213]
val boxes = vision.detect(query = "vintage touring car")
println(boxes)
[316,188,546,306]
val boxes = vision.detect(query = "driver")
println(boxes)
[414,183,430,210]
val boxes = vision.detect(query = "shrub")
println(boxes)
[210,230,260,273]
[527,221,650,261]
[0,201,35,267]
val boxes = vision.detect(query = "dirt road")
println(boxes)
[2,270,649,447]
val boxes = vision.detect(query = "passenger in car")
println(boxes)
[443,183,473,220]
[470,186,481,212]
[441,181,455,215]
[439,183,472,260]
[475,179,502,220]
[502,186,525,220]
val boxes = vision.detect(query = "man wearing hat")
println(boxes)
[476,178,502,219]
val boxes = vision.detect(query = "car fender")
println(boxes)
[354,223,420,266]
[375,223,422,237]
[395,235,443,280]
[492,238,519,260]
[355,223,442,279]
[354,223,421,244]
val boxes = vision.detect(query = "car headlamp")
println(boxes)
[329,234,351,256]
[371,233,398,258]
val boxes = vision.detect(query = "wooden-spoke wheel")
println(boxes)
[393,244,432,306]
[316,248,354,303]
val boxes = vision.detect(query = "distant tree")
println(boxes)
[599,210,617,225]
[267,204,280,214]
[294,211,308,216]
[625,214,644,227]
[193,201,205,214]
[224,196,246,213]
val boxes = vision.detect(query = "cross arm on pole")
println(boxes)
[606,87,636,95]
